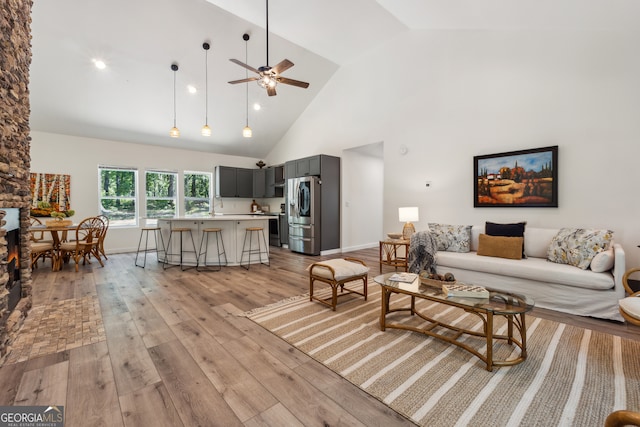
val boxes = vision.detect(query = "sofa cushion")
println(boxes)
[524,228,559,258]
[547,228,613,270]
[307,259,369,280]
[436,251,614,290]
[428,223,472,253]
[620,297,640,321]
[486,221,526,257]
[477,234,523,260]
[590,247,615,273]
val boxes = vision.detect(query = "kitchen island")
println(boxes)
[158,215,270,268]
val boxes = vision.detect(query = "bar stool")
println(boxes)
[163,227,198,271]
[135,226,165,268]
[197,227,227,271]
[240,227,270,270]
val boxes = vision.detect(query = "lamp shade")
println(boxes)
[398,207,419,223]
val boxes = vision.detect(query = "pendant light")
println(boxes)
[242,34,252,138]
[201,42,212,137]
[169,63,180,138]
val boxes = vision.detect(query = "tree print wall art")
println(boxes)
[30,172,72,216]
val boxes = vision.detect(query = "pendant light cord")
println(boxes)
[204,47,208,125]
[245,39,249,126]
[173,67,177,127]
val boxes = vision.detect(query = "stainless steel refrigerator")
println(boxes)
[287,176,321,255]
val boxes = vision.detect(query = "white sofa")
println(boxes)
[433,226,626,321]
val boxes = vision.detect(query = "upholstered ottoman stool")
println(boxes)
[308,257,369,311]
[620,267,640,325]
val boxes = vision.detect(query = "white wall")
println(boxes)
[30,131,263,253]
[266,29,640,267]
[341,142,384,251]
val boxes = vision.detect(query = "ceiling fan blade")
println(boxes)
[271,59,294,75]
[266,85,277,96]
[228,77,259,84]
[277,77,310,89]
[229,59,260,75]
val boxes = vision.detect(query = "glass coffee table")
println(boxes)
[374,273,534,371]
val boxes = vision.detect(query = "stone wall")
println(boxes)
[0,0,33,364]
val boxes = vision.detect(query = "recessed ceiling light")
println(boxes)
[187,85,197,94]
[92,59,106,70]
[253,103,261,111]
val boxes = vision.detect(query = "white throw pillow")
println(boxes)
[590,247,614,273]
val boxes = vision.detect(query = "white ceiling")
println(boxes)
[29,0,640,158]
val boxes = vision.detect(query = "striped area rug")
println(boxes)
[244,285,640,426]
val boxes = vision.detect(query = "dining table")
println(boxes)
[30,223,78,271]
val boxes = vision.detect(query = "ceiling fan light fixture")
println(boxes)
[227,0,308,97]
[169,63,179,138]
[257,74,277,89]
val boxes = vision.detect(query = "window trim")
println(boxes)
[184,170,213,218]
[145,169,179,220]
[98,165,139,228]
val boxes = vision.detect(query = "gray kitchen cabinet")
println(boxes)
[253,168,266,198]
[236,168,253,198]
[285,161,296,180]
[265,165,284,198]
[215,166,237,198]
[215,166,254,198]
[285,155,322,178]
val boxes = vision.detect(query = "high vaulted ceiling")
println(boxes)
[29,0,639,158]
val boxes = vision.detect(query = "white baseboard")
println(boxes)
[339,242,379,253]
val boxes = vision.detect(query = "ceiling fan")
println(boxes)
[228,0,309,97]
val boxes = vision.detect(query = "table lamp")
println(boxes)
[399,207,419,240]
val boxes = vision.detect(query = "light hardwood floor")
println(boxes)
[1,246,638,426]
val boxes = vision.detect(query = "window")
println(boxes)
[184,171,212,217]
[99,166,138,227]
[146,170,178,220]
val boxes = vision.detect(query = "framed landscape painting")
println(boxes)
[474,146,558,207]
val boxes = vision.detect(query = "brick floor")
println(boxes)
[5,295,105,364]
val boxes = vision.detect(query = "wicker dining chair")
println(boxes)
[59,216,105,271]
[29,216,56,269]
[29,216,53,244]
[96,214,109,260]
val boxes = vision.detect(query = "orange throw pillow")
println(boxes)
[477,234,523,260]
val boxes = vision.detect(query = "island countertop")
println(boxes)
[157,216,271,267]
[160,214,279,221]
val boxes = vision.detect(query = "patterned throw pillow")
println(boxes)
[547,228,613,270]
[428,223,472,253]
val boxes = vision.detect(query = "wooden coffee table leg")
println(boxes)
[486,312,494,372]
[507,314,514,345]
[520,313,528,360]
[380,287,388,331]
